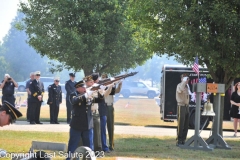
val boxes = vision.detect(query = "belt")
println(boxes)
[3,94,14,97]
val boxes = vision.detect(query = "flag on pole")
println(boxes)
[193,56,199,74]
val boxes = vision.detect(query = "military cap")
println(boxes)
[35,71,41,76]
[181,73,188,78]
[101,73,108,79]
[84,75,93,82]
[54,77,60,81]
[75,80,85,88]
[69,73,75,77]
[91,73,99,81]
[0,101,22,123]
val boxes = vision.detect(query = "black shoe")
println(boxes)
[50,122,55,124]
[36,122,43,124]
[104,150,111,153]
[30,122,36,125]
[109,147,114,151]
[176,141,183,147]
[55,122,60,124]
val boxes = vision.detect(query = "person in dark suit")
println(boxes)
[29,71,44,125]
[47,77,62,124]
[66,80,103,160]
[0,74,18,106]
[65,73,76,124]
[26,72,35,122]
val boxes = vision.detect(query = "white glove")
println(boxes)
[100,85,107,90]
[182,77,189,82]
[85,90,95,98]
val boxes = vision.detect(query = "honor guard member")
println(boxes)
[26,72,35,122]
[176,73,189,146]
[98,82,114,153]
[47,77,62,124]
[102,73,123,151]
[29,71,44,124]
[90,73,104,152]
[0,100,23,157]
[65,73,76,124]
[0,100,22,127]
[66,80,103,160]
[0,74,18,106]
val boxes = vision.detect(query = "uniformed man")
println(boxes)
[176,73,190,146]
[0,74,18,106]
[0,100,23,157]
[88,73,103,152]
[65,73,76,124]
[66,80,103,160]
[26,72,35,122]
[29,71,44,125]
[47,77,62,124]
[0,100,22,127]
[102,74,123,151]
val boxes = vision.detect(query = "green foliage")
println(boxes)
[0,12,54,81]
[19,0,152,76]
[128,0,240,89]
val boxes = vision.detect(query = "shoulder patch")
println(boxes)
[48,85,51,88]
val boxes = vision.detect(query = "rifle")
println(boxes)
[90,72,138,91]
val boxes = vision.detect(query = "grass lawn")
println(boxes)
[14,93,235,131]
[0,92,239,159]
[0,131,240,160]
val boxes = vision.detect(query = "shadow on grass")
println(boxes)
[109,136,240,160]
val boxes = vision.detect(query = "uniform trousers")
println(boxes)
[66,96,72,123]
[106,104,114,150]
[177,105,189,142]
[30,101,42,123]
[66,128,93,160]
[93,111,102,151]
[27,98,31,121]
[2,95,15,106]
[49,104,60,123]
[100,115,109,151]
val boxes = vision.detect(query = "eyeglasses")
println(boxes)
[55,80,59,82]
[36,74,40,76]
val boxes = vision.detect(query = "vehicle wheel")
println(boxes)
[122,90,130,98]
[18,85,25,92]
[147,91,155,99]
[189,112,210,130]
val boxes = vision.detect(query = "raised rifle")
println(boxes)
[90,72,138,91]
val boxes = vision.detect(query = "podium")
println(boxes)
[179,83,231,151]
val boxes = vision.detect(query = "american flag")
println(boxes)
[193,56,199,74]
[199,77,207,83]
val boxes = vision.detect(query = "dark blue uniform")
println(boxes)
[65,80,76,123]
[29,79,44,124]
[1,80,16,106]
[47,84,62,124]
[26,79,33,121]
[66,91,103,160]
[98,99,109,152]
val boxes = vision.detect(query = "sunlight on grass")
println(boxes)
[0,131,240,160]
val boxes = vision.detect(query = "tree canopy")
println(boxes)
[19,0,151,76]
[128,0,240,88]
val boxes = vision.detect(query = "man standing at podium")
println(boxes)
[176,73,189,146]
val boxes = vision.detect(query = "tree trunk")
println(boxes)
[83,68,93,77]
